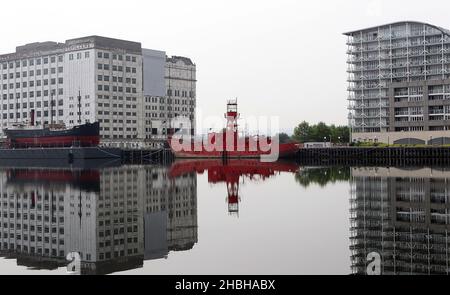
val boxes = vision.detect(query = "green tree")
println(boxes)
[293,121,350,143]
[277,133,292,143]
[310,122,331,142]
[293,121,311,142]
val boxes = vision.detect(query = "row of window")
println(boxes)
[0,67,63,80]
[146,96,195,104]
[97,95,137,101]
[97,84,137,93]
[2,78,63,90]
[0,110,64,120]
[97,51,137,63]
[98,114,137,122]
[68,51,90,60]
[1,56,64,69]
[98,63,137,73]
[145,111,192,118]
[100,127,137,132]
[98,75,136,84]
[2,100,62,110]
[103,134,138,139]
[2,88,63,99]
[98,248,139,260]
[0,245,66,258]
[166,89,195,98]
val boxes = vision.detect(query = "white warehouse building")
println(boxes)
[0,36,196,149]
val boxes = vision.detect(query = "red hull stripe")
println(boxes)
[12,135,100,146]
[171,143,300,158]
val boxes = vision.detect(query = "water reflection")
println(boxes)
[0,163,197,274]
[350,167,450,275]
[295,167,350,188]
[169,159,299,216]
[0,159,300,274]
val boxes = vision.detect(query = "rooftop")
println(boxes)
[343,20,450,36]
[166,55,195,66]
[0,35,142,61]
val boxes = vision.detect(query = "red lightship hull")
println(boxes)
[169,141,300,159]
[169,100,300,159]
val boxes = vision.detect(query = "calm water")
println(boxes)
[0,159,448,275]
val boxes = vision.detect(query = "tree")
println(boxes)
[310,122,331,142]
[293,121,311,142]
[278,133,292,144]
[293,121,350,143]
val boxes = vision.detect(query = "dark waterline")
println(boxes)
[0,160,447,275]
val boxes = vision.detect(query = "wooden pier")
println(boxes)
[296,147,450,166]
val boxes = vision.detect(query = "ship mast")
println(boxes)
[50,92,54,125]
[224,99,239,151]
[78,90,82,124]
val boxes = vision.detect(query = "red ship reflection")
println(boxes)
[169,159,299,216]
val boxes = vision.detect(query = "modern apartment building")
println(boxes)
[345,21,450,144]
[0,36,196,149]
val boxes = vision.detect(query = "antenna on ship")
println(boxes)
[50,91,54,125]
[78,90,82,124]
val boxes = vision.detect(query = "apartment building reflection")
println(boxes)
[0,165,197,274]
[350,167,450,275]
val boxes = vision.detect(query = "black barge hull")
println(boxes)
[0,147,122,160]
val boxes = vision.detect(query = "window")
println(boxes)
[85,51,90,58]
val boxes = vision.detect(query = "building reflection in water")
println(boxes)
[169,159,299,216]
[0,164,197,274]
[350,167,450,275]
[0,159,299,274]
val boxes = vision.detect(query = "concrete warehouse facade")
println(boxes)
[345,21,450,144]
[143,53,196,143]
[0,36,196,148]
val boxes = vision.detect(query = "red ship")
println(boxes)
[168,100,301,159]
[169,159,299,216]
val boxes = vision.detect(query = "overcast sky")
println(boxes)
[2,0,450,133]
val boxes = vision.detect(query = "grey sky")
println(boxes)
[2,0,450,133]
